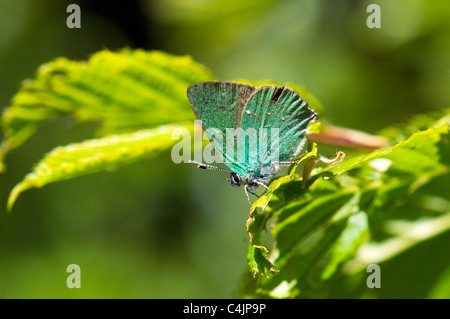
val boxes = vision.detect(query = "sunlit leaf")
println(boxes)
[1,49,213,157]
[239,113,449,298]
[7,123,192,210]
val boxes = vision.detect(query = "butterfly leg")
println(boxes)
[277,161,297,165]
[244,184,252,205]
[247,189,260,198]
[254,180,272,193]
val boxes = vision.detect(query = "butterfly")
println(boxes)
[187,81,318,204]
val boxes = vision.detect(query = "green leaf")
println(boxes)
[2,49,215,209]
[247,244,277,278]
[428,264,450,298]
[326,123,448,177]
[377,109,450,144]
[345,211,450,274]
[240,113,449,297]
[273,191,356,264]
[245,144,319,277]
[320,211,370,280]
[7,123,192,211]
[1,49,213,160]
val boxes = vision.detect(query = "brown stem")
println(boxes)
[308,124,391,150]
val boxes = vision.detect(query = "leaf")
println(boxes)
[326,123,448,177]
[245,144,319,277]
[247,244,277,278]
[1,49,213,163]
[273,191,356,264]
[239,113,449,297]
[7,123,192,210]
[428,264,450,298]
[377,109,450,144]
[320,211,370,280]
[345,211,450,274]
[2,49,215,209]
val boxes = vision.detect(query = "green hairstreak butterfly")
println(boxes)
[187,81,318,203]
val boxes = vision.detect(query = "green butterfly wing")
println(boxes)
[187,81,255,170]
[238,85,317,176]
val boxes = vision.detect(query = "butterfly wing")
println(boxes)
[238,85,317,176]
[187,81,255,171]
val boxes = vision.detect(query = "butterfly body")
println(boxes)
[227,168,274,189]
[187,81,318,203]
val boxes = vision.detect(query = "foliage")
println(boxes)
[1,49,212,207]
[1,49,448,298]
[242,115,448,298]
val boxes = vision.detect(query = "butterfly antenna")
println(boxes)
[189,160,231,173]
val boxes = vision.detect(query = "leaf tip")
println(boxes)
[7,182,28,212]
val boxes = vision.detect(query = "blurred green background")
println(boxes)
[0,0,449,298]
